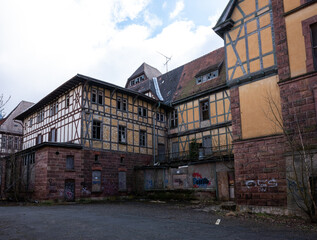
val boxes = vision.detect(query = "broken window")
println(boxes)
[117,97,127,111]
[98,91,103,105]
[92,120,101,140]
[118,125,126,144]
[200,99,210,121]
[92,89,97,103]
[140,130,146,147]
[138,106,147,117]
[170,109,178,128]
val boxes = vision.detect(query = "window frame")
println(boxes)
[200,99,210,121]
[49,128,57,142]
[118,125,127,144]
[139,130,146,147]
[36,134,43,145]
[138,106,147,118]
[92,120,102,140]
[65,94,70,108]
[170,109,178,129]
[117,97,127,111]
[66,155,75,170]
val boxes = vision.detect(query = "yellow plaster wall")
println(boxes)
[239,75,283,139]
[283,0,300,13]
[285,3,317,77]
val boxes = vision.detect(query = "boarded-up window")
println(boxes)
[203,136,212,156]
[92,171,101,192]
[66,155,74,170]
[118,172,127,191]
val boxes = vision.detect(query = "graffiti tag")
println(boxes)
[192,172,211,188]
[245,179,278,192]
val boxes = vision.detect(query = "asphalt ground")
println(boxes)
[0,201,316,240]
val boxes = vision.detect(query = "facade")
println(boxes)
[2,0,316,216]
[7,75,170,200]
[129,48,234,201]
[214,0,317,214]
[0,101,34,198]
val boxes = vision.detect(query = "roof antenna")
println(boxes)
[157,51,172,73]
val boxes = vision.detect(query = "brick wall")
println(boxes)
[272,0,290,81]
[234,135,287,206]
[82,149,152,198]
[279,74,317,147]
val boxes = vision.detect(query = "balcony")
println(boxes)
[155,145,233,165]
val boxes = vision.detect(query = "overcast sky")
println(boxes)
[0,0,229,115]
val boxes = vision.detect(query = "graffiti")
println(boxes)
[245,179,278,192]
[81,187,91,196]
[145,180,153,190]
[192,172,211,188]
[287,179,305,200]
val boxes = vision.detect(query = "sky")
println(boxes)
[0,0,229,115]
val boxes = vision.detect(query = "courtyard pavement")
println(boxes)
[0,201,316,240]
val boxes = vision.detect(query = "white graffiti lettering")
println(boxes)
[245,179,278,192]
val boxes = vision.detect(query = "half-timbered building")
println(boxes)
[129,48,235,201]
[214,0,317,215]
[11,75,170,201]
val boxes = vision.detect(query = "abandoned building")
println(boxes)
[0,101,34,197]
[1,0,317,217]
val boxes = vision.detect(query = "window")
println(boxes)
[1,135,6,149]
[29,118,33,128]
[98,91,103,105]
[36,134,42,144]
[50,102,58,116]
[138,106,147,117]
[118,125,126,144]
[117,97,127,111]
[311,23,317,70]
[156,113,165,122]
[14,137,19,149]
[8,136,12,149]
[37,109,44,123]
[196,70,219,85]
[140,130,146,147]
[170,109,178,128]
[200,99,210,121]
[92,89,97,103]
[92,120,101,140]
[130,75,145,86]
[65,95,70,108]
[49,128,57,142]
[66,155,74,170]
[203,136,212,156]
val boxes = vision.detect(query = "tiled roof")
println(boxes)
[127,63,161,82]
[126,47,226,105]
[172,47,226,102]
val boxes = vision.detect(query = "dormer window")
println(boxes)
[196,70,219,85]
[130,75,145,86]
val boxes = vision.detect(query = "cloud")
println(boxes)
[169,0,185,19]
[0,0,227,113]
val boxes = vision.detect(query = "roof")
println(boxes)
[126,47,226,105]
[15,74,172,121]
[213,0,236,38]
[127,62,162,82]
[172,47,226,102]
